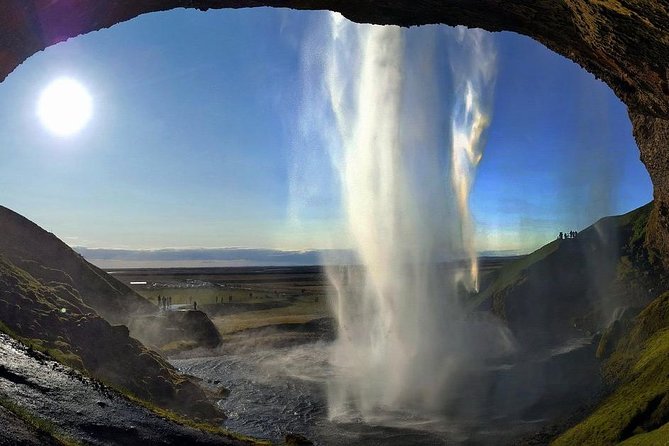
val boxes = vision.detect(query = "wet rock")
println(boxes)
[0,252,220,421]
[0,334,247,445]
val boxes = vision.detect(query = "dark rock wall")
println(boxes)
[1,0,668,256]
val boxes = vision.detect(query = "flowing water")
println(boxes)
[171,341,555,445]
[312,15,515,421]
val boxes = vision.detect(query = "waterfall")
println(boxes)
[295,12,511,421]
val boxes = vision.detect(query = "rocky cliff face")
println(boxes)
[1,0,666,260]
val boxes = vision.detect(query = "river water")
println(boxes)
[170,340,564,446]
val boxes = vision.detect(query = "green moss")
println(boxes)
[0,394,82,446]
[553,295,669,445]
[469,239,561,309]
[0,320,19,338]
[0,328,85,374]
[46,347,85,371]
[596,319,625,359]
[617,421,669,445]
[109,385,270,446]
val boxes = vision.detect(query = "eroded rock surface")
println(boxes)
[0,333,253,446]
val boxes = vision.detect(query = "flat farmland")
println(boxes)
[111,266,333,337]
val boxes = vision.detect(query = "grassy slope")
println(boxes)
[551,203,669,445]
[0,255,220,419]
[469,239,560,310]
[0,205,154,324]
[475,203,655,307]
[471,203,658,345]
[0,207,276,443]
[553,293,669,445]
[468,202,669,443]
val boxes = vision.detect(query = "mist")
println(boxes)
[290,14,515,422]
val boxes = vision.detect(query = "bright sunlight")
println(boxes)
[37,77,93,137]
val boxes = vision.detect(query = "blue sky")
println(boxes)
[0,8,652,259]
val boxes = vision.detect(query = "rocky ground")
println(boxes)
[0,405,60,446]
[0,333,261,446]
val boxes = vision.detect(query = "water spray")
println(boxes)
[297,13,505,422]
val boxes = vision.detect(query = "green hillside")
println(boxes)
[0,206,219,420]
[471,201,669,443]
[553,291,669,445]
[0,205,154,324]
[473,202,662,349]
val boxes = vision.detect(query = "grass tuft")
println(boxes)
[0,394,82,446]
[106,384,271,445]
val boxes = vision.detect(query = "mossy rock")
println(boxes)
[0,254,219,421]
[553,292,669,445]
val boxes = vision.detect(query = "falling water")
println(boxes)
[294,13,511,422]
[449,27,497,292]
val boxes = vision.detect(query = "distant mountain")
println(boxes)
[74,246,357,268]
[0,206,154,324]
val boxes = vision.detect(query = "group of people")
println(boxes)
[157,295,172,310]
[157,295,199,311]
[558,230,578,240]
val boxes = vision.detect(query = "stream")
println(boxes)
[171,338,592,446]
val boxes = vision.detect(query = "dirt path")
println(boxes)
[0,333,258,446]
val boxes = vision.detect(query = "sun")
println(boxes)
[37,77,93,137]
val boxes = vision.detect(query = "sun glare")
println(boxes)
[37,77,93,137]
